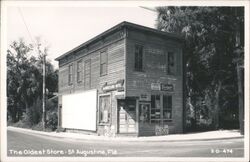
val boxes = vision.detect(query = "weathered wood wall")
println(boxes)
[58,30,126,134]
[125,28,183,134]
[58,31,126,95]
[57,25,183,136]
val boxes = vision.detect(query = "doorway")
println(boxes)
[118,99,136,133]
[139,103,150,124]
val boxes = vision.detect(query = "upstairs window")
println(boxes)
[167,52,175,75]
[68,64,73,85]
[100,51,108,76]
[134,45,143,71]
[84,59,91,88]
[77,59,82,82]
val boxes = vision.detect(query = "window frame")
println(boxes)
[134,44,144,72]
[68,64,73,85]
[100,50,108,76]
[84,59,91,88]
[150,94,173,124]
[163,95,172,120]
[76,59,83,83]
[99,94,111,124]
[167,51,175,75]
[150,95,161,124]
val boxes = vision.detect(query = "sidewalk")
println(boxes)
[7,126,244,142]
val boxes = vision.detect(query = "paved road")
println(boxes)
[7,129,244,157]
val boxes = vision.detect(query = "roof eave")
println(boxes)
[55,21,126,61]
[55,21,184,61]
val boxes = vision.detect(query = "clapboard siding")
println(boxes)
[126,30,183,96]
[125,28,183,134]
[57,22,184,136]
[58,39,125,95]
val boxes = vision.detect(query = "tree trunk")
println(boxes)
[212,81,222,130]
[12,104,17,123]
[25,101,29,113]
[237,64,244,135]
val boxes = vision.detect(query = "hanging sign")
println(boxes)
[102,79,124,92]
[139,94,150,101]
[151,83,161,91]
[161,83,174,91]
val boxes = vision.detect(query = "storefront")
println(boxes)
[56,21,183,136]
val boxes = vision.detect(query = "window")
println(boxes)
[163,95,172,119]
[150,95,161,123]
[77,60,82,82]
[150,95,173,123]
[134,45,143,71]
[84,59,91,88]
[167,52,175,75]
[99,95,111,123]
[68,64,73,85]
[100,51,108,76]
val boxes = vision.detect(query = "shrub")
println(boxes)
[46,111,58,131]
[45,96,58,131]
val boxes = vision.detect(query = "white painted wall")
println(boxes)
[62,89,97,131]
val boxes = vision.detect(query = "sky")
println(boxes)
[7,6,157,68]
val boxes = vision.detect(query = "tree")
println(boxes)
[7,38,33,122]
[156,7,244,131]
[7,38,58,129]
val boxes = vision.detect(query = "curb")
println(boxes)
[7,126,244,142]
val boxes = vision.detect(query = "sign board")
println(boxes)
[151,83,174,92]
[102,79,124,92]
[140,94,150,101]
[102,84,116,92]
[161,83,174,91]
[151,83,161,91]
[62,89,97,131]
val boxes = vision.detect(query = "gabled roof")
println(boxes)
[55,21,183,61]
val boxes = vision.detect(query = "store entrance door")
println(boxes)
[118,99,136,133]
[139,102,155,136]
[139,103,150,124]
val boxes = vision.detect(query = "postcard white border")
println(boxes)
[1,1,249,162]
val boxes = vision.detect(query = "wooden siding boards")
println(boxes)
[58,39,125,95]
[58,37,125,136]
[125,28,183,134]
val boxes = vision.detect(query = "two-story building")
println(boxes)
[55,21,184,136]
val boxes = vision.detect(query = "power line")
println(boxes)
[18,7,47,131]
[139,6,157,12]
[18,7,36,45]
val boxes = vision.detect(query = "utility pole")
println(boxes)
[235,8,244,135]
[42,54,46,131]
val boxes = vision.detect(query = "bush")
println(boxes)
[46,111,58,131]
[45,96,58,131]
[12,113,32,128]
[9,96,58,132]
[185,117,213,133]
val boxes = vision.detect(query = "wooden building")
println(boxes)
[55,21,184,136]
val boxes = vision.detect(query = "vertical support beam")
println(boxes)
[124,27,128,97]
[237,65,244,135]
[182,48,186,133]
[136,99,139,136]
[42,54,46,131]
[235,7,244,135]
[160,95,163,126]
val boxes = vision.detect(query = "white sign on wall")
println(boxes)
[151,83,161,91]
[62,89,97,131]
